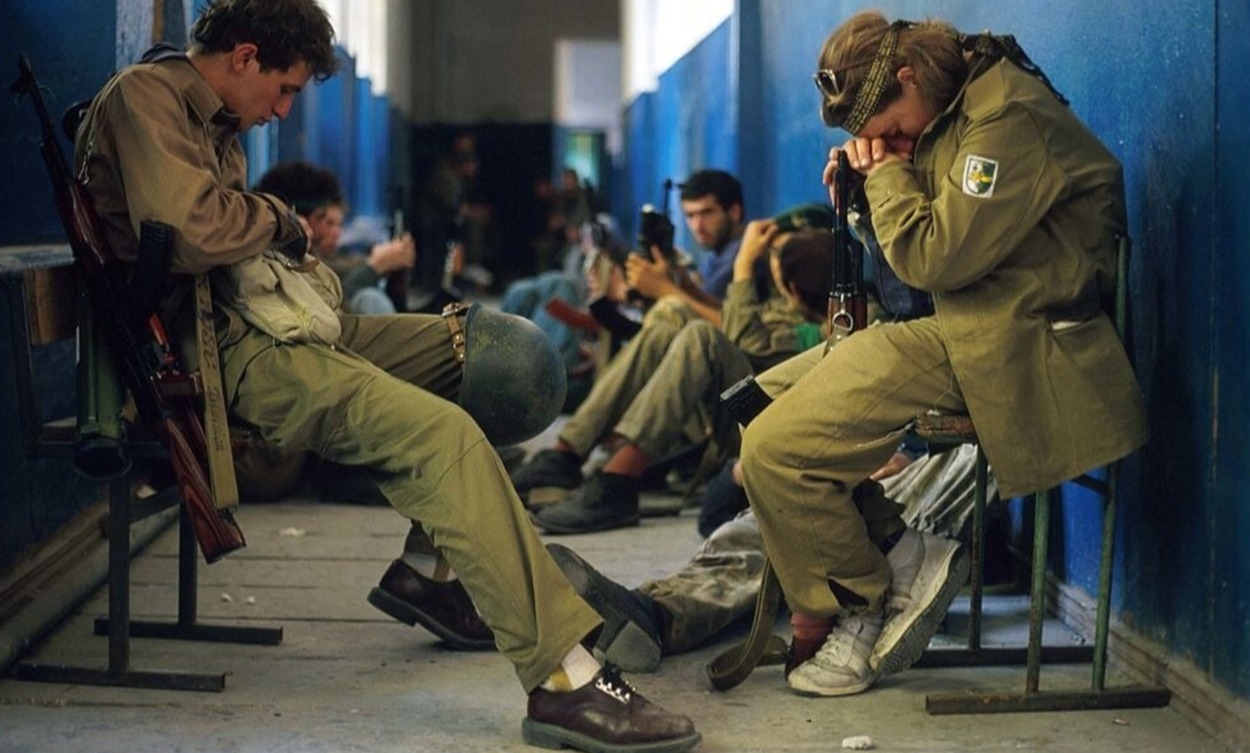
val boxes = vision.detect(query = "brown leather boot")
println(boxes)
[524,665,700,753]
[367,559,495,650]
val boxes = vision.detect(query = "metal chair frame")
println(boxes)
[910,236,1171,713]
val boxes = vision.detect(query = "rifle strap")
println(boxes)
[705,557,789,690]
[194,272,239,510]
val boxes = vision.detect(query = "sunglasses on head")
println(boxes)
[812,68,846,98]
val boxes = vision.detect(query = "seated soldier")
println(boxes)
[73,2,701,749]
[528,209,838,535]
[508,170,747,506]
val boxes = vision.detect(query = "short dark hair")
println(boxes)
[679,169,743,211]
[254,161,344,216]
[777,228,834,315]
[190,0,338,82]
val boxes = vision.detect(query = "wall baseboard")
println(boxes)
[1052,578,1250,753]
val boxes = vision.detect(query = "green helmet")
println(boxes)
[457,304,567,446]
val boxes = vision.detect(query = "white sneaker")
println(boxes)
[871,529,969,675]
[787,613,883,697]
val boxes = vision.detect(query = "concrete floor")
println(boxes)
[0,438,1230,753]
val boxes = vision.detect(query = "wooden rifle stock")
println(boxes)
[828,151,867,342]
[12,54,245,563]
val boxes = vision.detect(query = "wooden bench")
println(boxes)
[3,253,281,692]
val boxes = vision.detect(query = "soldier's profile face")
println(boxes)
[226,51,312,131]
[853,69,933,158]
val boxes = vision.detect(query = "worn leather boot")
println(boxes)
[524,665,700,753]
[367,560,496,650]
[530,472,640,534]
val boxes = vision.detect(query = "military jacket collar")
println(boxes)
[138,43,241,135]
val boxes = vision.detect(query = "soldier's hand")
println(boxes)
[368,233,416,274]
[626,246,676,299]
[735,219,780,280]
[869,451,914,481]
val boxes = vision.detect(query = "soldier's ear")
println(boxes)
[230,43,260,73]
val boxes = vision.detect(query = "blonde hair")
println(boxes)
[818,11,966,132]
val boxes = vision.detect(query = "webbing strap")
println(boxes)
[194,272,239,510]
[706,557,789,690]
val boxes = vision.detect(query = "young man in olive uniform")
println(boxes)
[73,1,700,751]
[509,171,746,511]
[528,212,832,535]
[738,11,1147,697]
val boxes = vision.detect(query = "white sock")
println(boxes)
[401,552,457,582]
[540,643,601,692]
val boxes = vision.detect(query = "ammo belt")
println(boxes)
[441,302,470,365]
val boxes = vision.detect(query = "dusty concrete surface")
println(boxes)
[0,426,1228,753]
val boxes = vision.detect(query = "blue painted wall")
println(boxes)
[623,0,1250,700]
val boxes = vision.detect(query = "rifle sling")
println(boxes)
[705,557,788,690]
[194,272,239,510]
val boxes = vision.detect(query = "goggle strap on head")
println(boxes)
[842,20,910,134]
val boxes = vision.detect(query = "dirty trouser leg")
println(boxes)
[223,328,599,692]
[615,319,753,462]
[741,318,964,617]
[638,511,766,654]
[558,300,695,456]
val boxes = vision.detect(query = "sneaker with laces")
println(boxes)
[510,448,585,497]
[786,613,883,697]
[871,528,969,676]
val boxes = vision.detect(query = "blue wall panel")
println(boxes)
[2,2,116,247]
[629,23,737,256]
[1211,0,1250,699]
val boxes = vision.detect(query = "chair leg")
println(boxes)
[1093,464,1118,690]
[926,477,1171,714]
[94,504,283,645]
[969,447,988,650]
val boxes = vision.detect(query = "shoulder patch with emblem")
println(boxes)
[962,155,998,198]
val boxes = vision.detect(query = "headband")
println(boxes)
[842,21,908,134]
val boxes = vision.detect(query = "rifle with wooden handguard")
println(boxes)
[12,54,246,563]
[827,150,867,343]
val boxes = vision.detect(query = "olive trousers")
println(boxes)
[218,312,600,692]
[742,317,964,618]
[558,296,704,457]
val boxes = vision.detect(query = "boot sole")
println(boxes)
[366,587,496,651]
[522,719,701,753]
[531,513,641,535]
[546,544,662,673]
[871,542,970,675]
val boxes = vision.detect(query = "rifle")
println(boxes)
[624,179,680,305]
[384,206,410,312]
[827,151,867,344]
[12,55,246,563]
[633,178,676,264]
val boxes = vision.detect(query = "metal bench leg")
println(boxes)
[12,475,227,692]
[94,506,283,645]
